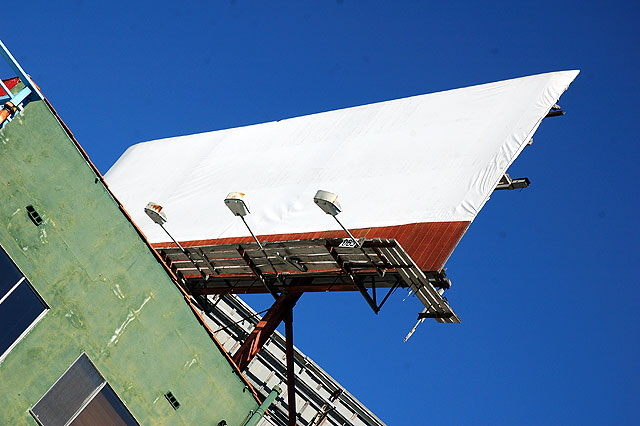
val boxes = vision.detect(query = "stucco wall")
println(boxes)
[0,99,258,425]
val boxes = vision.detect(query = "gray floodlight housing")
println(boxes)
[314,190,342,216]
[224,192,250,217]
[144,202,167,225]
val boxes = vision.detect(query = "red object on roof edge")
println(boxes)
[0,77,20,96]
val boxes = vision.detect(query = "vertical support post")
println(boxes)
[285,308,296,426]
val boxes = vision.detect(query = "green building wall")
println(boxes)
[0,98,259,424]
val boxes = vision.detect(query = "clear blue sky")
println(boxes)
[4,1,639,424]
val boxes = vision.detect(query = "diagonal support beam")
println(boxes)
[232,288,305,372]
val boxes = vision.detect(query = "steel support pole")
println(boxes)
[285,308,296,426]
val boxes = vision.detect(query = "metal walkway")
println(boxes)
[157,237,459,323]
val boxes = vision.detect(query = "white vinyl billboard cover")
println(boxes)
[105,71,579,251]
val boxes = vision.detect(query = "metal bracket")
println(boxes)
[545,103,565,118]
[495,173,530,191]
[325,242,397,314]
[276,252,307,272]
[418,311,454,319]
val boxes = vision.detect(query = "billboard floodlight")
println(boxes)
[144,202,167,225]
[224,192,250,217]
[313,190,359,247]
[144,202,207,280]
[224,192,281,298]
[313,190,342,216]
[224,192,261,248]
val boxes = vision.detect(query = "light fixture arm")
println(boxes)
[333,215,359,247]
[240,215,265,252]
[158,224,208,280]
[224,194,283,294]
[240,216,284,286]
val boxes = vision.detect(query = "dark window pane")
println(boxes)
[0,281,46,356]
[0,248,23,296]
[70,384,139,426]
[32,354,139,426]
[31,354,104,426]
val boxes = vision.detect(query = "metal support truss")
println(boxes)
[324,241,397,314]
[159,237,459,323]
[232,289,304,372]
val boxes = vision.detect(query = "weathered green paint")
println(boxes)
[0,100,259,425]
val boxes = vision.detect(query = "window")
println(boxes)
[0,244,48,362]
[31,353,139,426]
